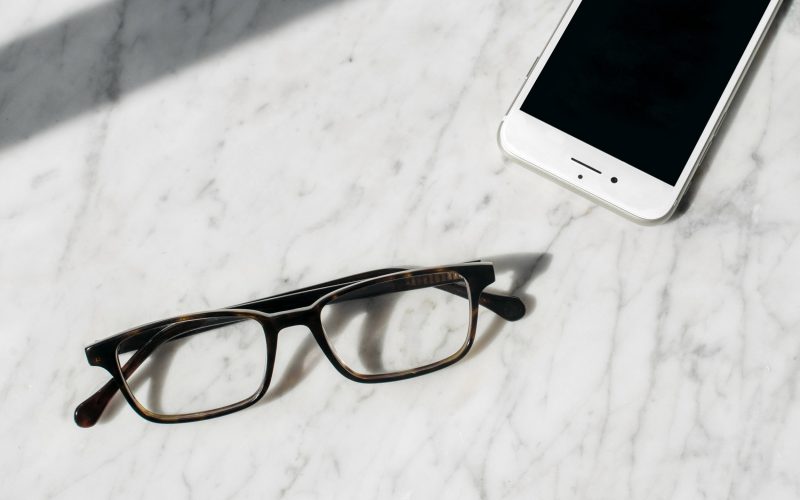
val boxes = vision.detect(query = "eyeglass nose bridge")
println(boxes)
[268,306,320,332]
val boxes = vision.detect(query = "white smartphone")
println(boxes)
[499,0,783,223]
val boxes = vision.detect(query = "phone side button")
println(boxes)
[697,139,713,165]
[503,57,540,118]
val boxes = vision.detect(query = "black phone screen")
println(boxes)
[520,0,771,185]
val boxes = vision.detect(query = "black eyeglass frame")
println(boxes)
[75,261,525,427]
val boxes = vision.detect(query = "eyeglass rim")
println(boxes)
[78,262,504,425]
[311,268,482,382]
[113,312,276,423]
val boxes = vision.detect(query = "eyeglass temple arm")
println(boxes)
[115,272,522,357]
[76,265,524,427]
[318,279,525,321]
[106,277,521,358]
[237,267,525,321]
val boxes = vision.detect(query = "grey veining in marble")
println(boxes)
[1,0,799,498]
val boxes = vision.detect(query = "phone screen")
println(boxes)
[520,0,771,185]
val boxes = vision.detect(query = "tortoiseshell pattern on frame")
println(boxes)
[75,261,525,427]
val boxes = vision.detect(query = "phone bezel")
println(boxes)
[499,0,783,223]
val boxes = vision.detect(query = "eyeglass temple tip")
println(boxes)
[74,379,118,428]
[481,293,526,321]
[75,401,99,428]
[503,296,526,321]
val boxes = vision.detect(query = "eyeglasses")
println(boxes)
[75,262,525,426]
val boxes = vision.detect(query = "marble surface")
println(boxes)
[2,0,800,498]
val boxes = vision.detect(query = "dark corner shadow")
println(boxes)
[0,0,341,151]
[260,253,553,406]
[670,0,793,220]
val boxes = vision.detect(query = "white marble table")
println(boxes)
[2,0,799,498]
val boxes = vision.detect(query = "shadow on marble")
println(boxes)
[262,252,552,404]
[0,0,341,150]
[671,0,794,220]
[469,252,551,357]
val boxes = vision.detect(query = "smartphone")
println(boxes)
[498,0,783,223]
